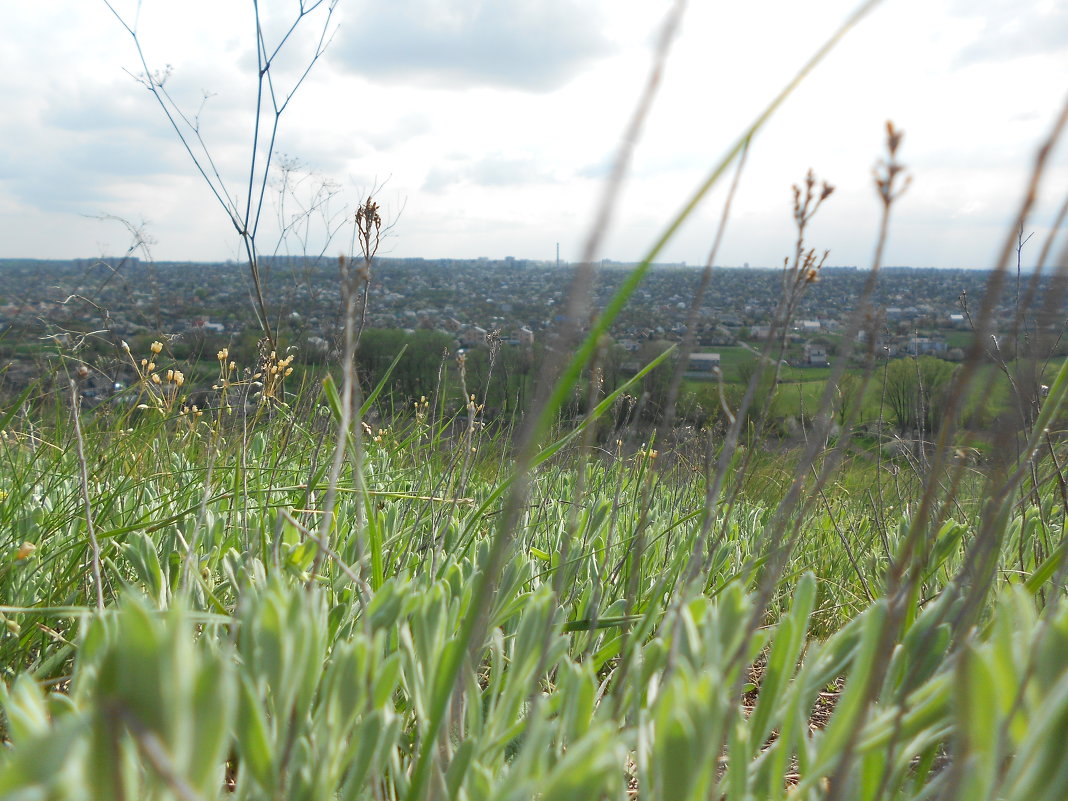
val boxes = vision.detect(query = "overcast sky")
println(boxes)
[2,0,1065,268]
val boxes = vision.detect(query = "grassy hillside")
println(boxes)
[1,338,1067,799]
[3,3,1066,797]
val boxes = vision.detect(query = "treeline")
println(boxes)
[349,332,1047,442]
[1,320,1051,447]
[354,329,539,415]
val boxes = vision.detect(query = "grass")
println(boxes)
[5,193,1065,801]
[2,2,1067,798]
[0,341,1066,799]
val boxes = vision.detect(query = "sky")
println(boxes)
[1,0,1066,269]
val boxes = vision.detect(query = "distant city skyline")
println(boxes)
[3,255,1043,275]
[1,1,1065,269]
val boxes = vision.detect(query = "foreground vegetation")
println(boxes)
[0,330,1067,800]
[3,2,1066,798]
[3,95,1065,801]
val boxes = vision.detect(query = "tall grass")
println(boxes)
[3,282,1068,800]
[3,2,1068,800]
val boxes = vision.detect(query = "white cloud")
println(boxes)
[950,0,1067,65]
[0,0,1064,268]
[334,0,614,91]
[422,153,555,192]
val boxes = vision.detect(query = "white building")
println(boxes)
[686,352,721,373]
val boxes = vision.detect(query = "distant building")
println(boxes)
[191,318,225,333]
[803,344,830,366]
[460,326,488,347]
[686,352,721,373]
[907,337,947,355]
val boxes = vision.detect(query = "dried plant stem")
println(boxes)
[353,196,382,353]
[70,380,104,611]
[892,96,1068,601]
[112,703,207,801]
[658,138,750,437]
[403,6,687,800]
[310,255,364,585]
[529,0,686,419]
[101,0,339,345]
[281,509,368,594]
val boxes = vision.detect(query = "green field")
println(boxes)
[0,341,1066,799]
[4,0,1067,796]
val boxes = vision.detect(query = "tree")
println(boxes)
[882,356,956,437]
[104,1,341,347]
[635,341,677,422]
[356,329,454,403]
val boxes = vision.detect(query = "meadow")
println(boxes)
[1,262,1068,800]
[3,2,1068,799]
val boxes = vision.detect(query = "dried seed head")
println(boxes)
[886,120,903,156]
[874,122,909,207]
[150,341,163,354]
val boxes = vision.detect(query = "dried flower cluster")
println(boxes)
[258,349,296,403]
[781,170,834,304]
[875,121,910,208]
[413,395,430,425]
[121,340,187,416]
[355,196,383,266]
